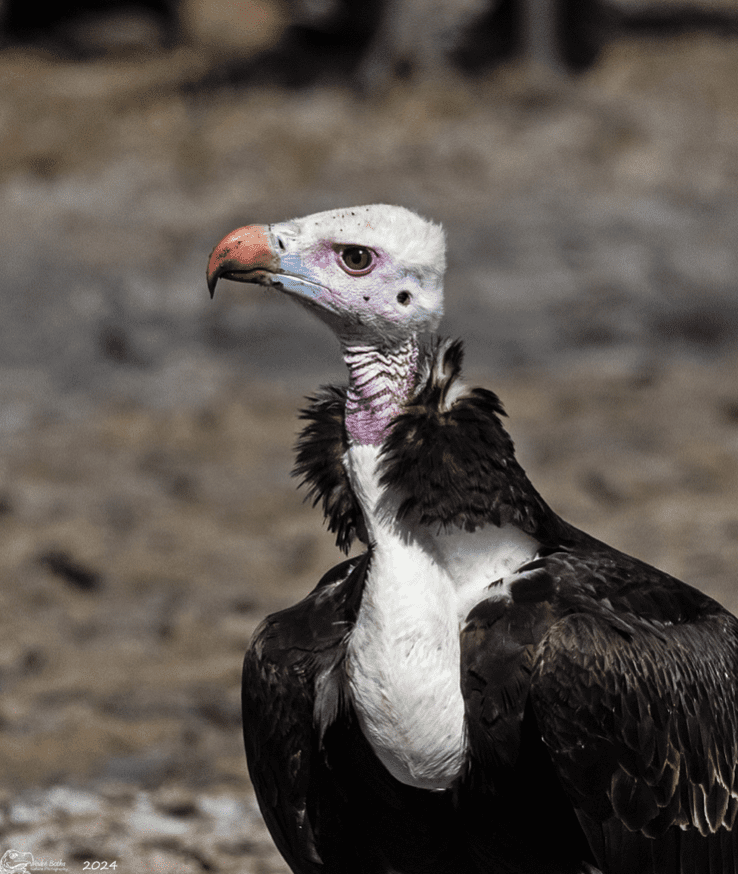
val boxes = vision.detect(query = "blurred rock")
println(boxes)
[196,0,738,90]
[182,0,286,55]
[0,0,181,57]
[0,782,285,873]
[38,549,104,592]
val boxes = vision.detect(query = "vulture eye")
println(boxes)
[339,246,374,274]
[396,291,411,305]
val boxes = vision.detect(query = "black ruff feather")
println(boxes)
[292,385,366,553]
[380,339,559,538]
[293,339,560,544]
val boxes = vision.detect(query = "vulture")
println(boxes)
[207,204,738,874]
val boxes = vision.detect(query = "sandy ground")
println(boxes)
[0,5,737,871]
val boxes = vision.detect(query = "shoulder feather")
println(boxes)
[380,339,560,538]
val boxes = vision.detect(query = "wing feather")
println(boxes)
[530,605,738,871]
[242,553,369,873]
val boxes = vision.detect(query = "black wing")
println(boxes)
[530,570,738,874]
[459,574,600,873]
[242,553,369,874]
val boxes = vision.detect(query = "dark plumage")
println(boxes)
[379,340,556,537]
[244,337,738,874]
[207,204,738,874]
[293,384,364,553]
[295,340,557,543]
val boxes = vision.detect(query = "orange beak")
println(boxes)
[206,225,280,298]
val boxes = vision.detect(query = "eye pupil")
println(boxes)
[397,291,411,305]
[341,246,372,273]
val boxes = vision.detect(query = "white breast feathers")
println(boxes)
[344,444,538,791]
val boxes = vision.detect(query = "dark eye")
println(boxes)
[340,246,374,274]
[396,291,411,305]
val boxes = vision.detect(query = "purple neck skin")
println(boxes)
[343,337,419,446]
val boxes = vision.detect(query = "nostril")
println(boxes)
[276,236,286,251]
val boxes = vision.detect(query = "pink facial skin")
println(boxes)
[283,242,431,345]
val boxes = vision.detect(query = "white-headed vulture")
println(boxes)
[207,204,738,874]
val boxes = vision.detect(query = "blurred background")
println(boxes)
[0,0,736,870]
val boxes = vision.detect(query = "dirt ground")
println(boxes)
[0,4,737,871]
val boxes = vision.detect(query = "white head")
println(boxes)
[207,204,446,347]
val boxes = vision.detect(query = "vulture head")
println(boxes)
[207,204,446,347]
